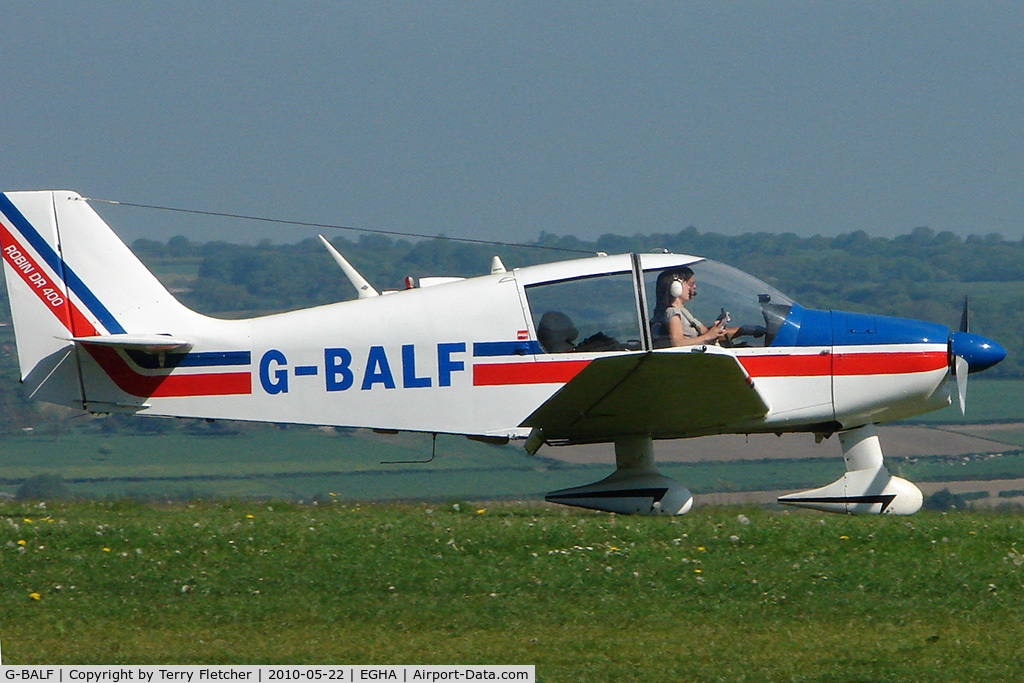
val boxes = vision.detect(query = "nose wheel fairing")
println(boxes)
[778,424,922,515]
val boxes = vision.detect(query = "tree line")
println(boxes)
[131,226,1021,377]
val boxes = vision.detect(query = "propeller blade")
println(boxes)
[955,355,969,415]
[960,295,969,333]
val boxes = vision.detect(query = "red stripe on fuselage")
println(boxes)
[740,350,947,378]
[85,345,252,397]
[832,350,948,375]
[474,349,946,388]
[473,360,590,386]
[738,354,831,377]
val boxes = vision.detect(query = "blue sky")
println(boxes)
[4,2,1022,244]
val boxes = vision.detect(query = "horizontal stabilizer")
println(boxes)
[522,349,771,444]
[68,334,193,353]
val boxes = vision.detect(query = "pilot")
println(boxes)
[651,267,733,347]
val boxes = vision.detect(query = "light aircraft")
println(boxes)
[0,191,1007,515]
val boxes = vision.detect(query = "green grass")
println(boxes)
[3,501,1024,680]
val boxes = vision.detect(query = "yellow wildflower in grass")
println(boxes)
[245,514,255,519]
[694,569,703,574]
[17,540,27,546]
[839,535,850,540]
[476,509,486,515]
[23,518,32,524]
[102,547,111,552]
[697,546,706,552]
[29,592,41,601]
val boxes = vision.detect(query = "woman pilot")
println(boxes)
[651,267,737,348]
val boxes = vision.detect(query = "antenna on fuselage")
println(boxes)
[317,234,379,299]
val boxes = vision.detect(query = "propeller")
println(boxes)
[953,296,969,414]
[954,353,969,415]
[948,296,1006,414]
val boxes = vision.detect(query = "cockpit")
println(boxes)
[521,253,794,354]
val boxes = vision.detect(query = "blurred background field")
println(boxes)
[1,379,1022,508]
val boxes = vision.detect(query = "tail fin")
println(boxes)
[0,190,211,408]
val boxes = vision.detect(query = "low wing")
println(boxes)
[522,349,771,444]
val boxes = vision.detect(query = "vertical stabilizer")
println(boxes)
[0,191,215,408]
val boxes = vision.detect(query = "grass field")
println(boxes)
[3,500,1024,681]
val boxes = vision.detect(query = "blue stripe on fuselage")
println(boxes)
[473,340,542,356]
[125,350,252,370]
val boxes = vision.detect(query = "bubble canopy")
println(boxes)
[521,253,795,353]
[641,257,795,349]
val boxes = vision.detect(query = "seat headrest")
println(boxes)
[537,311,578,353]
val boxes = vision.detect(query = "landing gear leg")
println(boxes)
[545,435,694,515]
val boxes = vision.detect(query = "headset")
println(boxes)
[669,278,684,299]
